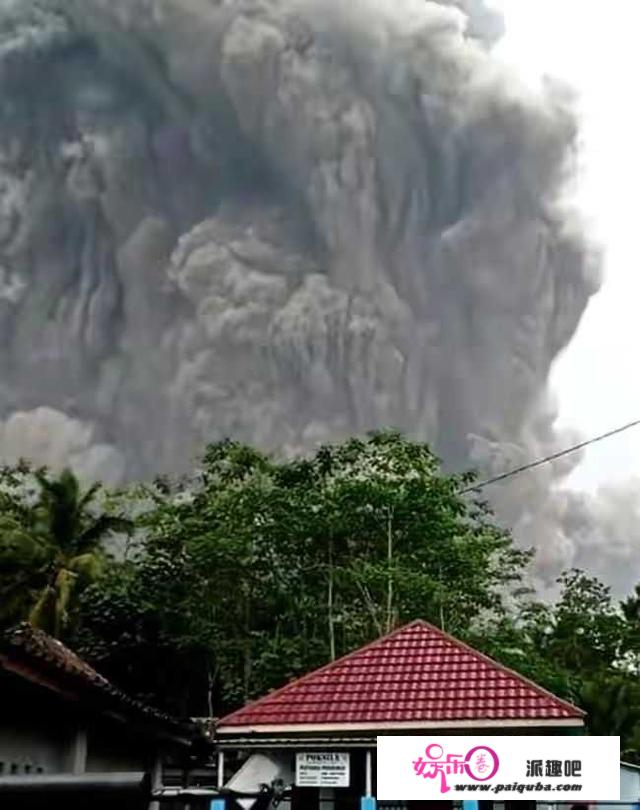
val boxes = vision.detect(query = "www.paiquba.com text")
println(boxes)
[454,783,583,794]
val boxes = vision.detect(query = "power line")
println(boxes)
[460,417,640,495]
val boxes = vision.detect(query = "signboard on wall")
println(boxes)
[295,752,350,788]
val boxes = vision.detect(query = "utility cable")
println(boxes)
[460,417,640,495]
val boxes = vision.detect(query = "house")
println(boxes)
[0,623,202,809]
[214,620,586,810]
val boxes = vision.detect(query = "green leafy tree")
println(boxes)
[75,432,532,715]
[5,437,640,750]
[0,467,131,636]
[548,570,629,672]
[300,433,531,644]
[474,569,640,758]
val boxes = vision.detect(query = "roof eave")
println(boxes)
[0,651,198,747]
[216,716,585,736]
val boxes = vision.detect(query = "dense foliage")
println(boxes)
[0,466,131,636]
[0,433,638,756]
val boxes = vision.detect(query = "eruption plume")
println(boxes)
[0,0,619,586]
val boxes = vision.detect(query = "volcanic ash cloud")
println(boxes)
[0,0,617,585]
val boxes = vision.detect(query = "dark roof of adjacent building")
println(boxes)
[1,623,200,745]
[217,620,585,733]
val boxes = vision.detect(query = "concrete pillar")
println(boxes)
[217,750,225,788]
[365,749,373,796]
[319,787,333,809]
[148,753,162,810]
[71,726,87,775]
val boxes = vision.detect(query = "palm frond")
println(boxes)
[76,515,133,552]
[78,481,102,511]
[36,469,82,550]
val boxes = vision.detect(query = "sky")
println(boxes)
[489,0,640,492]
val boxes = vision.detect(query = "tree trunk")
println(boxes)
[386,509,394,634]
[328,535,336,660]
[357,581,383,636]
[206,661,215,718]
[243,585,252,703]
[439,564,446,632]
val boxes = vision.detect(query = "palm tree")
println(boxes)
[0,468,131,637]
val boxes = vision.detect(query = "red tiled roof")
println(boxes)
[218,620,584,730]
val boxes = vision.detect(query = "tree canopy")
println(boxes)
[0,466,131,636]
[0,432,638,756]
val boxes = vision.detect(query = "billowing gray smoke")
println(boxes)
[0,0,615,585]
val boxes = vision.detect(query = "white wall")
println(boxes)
[0,722,76,774]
